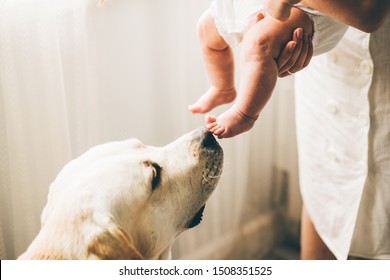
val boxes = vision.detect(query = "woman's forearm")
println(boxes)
[301,0,390,32]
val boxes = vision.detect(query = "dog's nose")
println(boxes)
[201,129,219,149]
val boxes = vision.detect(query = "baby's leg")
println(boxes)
[188,9,236,114]
[207,8,312,138]
[207,18,279,138]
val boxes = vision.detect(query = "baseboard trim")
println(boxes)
[179,210,284,260]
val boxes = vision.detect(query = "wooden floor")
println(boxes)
[264,243,300,260]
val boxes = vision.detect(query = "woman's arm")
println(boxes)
[275,0,389,76]
[267,0,390,32]
[301,0,390,32]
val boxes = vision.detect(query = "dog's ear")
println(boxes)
[88,226,143,260]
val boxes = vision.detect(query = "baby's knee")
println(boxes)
[197,9,228,50]
[242,17,287,60]
[241,28,272,60]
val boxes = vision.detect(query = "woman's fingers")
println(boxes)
[277,40,297,71]
[278,28,303,76]
[277,28,314,77]
[289,33,310,73]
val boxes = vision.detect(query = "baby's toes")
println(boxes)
[207,122,218,132]
[209,123,225,133]
[205,114,217,124]
[213,125,226,137]
[208,124,226,136]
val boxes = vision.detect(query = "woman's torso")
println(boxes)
[295,17,390,259]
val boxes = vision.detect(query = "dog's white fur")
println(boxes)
[18,128,223,260]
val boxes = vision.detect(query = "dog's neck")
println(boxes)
[18,213,144,260]
[158,246,173,260]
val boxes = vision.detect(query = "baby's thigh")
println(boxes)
[198,9,228,49]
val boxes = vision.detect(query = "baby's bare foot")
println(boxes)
[188,87,236,114]
[206,106,258,138]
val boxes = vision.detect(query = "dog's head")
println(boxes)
[19,128,223,260]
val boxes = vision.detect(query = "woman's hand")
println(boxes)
[250,11,313,77]
[277,27,313,77]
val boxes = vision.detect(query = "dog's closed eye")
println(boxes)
[151,163,162,190]
[144,161,162,191]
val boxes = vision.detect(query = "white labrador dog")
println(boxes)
[18,128,223,260]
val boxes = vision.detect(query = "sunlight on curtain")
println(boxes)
[0,0,299,259]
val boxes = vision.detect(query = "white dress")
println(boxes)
[295,17,390,259]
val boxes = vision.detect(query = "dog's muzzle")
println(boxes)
[198,129,223,188]
[186,128,223,229]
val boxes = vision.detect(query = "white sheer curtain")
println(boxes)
[0,0,300,259]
